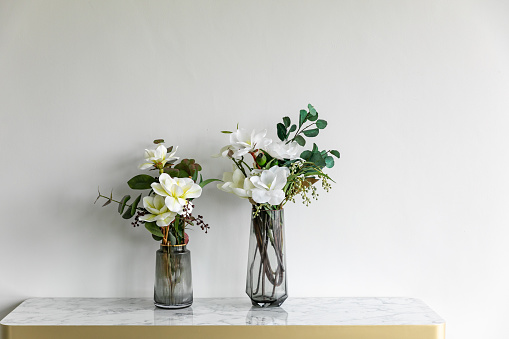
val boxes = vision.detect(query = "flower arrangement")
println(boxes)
[96,139,217,245]
[215,104,340,306]
[216,104,340,213]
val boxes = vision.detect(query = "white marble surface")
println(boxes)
[0,297,444,326]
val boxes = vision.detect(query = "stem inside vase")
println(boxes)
[246,208,288,307]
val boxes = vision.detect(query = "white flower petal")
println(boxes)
[139,162,154,170]
[156,218,171,227]
[153,195,166,210]
[267,190,286,205]
[222,171,234,183]
[260,170,276,188]
[232,187,251,198]
[144,149,155,160]
[170,184,184,198]
[217,182,234,193]
[151,183,169,197]
[165,196,182,213]
[272,172,288,190]
[243,177,256,190]
[157,212,176,226]
[232,169,245,186]
[145,206,160,215]
[155,145,167,159]
[142,196,154,209]
[184,184,202,199]
[140,214,157,222]
[251,188,270,204]
[250,176,268,190]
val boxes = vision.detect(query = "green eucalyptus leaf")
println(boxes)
[127,175,156,190]
[118,195,131,214]
[283,116,291,128]
[303,129,319,137]
[169,232,177,245]
[308,104,317,116]
[277,123,287,141]
[313,143,319,152]
[130,194,142,215]
[330,150,340,158]
[307,113,318,122]
[299,110,307,127]
[300,150,312,161]
[152,234,163,241]
[316,119,328,129]
[101,190,113,207]
[122,207,135,219]
[294,135,306,146]
[309,151,326,167]
[145,222,163,237]
[325,156,335,168]
[289,124,297,133]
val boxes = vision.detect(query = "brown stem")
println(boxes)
[252,212,285,289]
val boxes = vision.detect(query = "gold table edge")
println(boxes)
[1,323,446,339]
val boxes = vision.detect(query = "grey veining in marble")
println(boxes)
[0,297,444,326]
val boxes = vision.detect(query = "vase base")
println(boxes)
[154,301,193,309]
[250,296,287,308]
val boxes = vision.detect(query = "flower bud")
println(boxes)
[256,153,267,166]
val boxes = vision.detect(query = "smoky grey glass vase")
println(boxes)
[154,244,193,309]
[246,208,288,307]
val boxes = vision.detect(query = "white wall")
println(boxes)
[1,1,509,338]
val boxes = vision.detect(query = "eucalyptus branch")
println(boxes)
[95,189,144,210]
[288,122,317,142]
[95,193,123,205]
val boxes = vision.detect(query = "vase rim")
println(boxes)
[251,207,284,211]
[160,243,187,247]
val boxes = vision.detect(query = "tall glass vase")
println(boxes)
[154,244,193,309]
[246,208,287,307]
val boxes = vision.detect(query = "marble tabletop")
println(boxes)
[0,297,444,327]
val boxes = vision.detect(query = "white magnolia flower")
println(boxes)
[250,166,290,205]
[229,129,271,158]
[217,167,255,199]
[151,173,202,214]
[266,141,302,160]
[139,145,179,170]
[139,195,177,227]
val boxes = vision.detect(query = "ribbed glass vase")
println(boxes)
[154,244,193,309]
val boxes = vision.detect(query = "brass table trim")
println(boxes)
[2,323,445,339]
